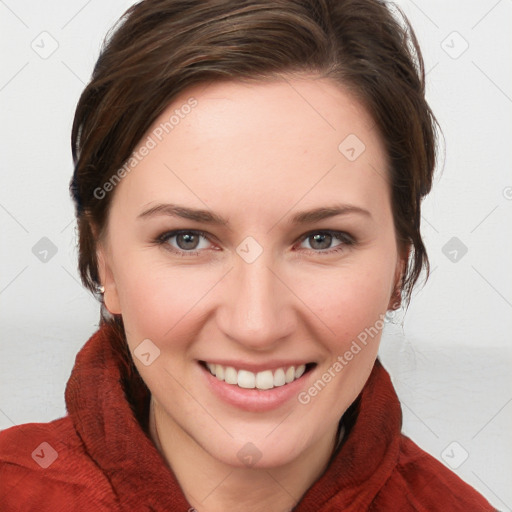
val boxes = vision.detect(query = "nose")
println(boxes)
[217,249,296,351]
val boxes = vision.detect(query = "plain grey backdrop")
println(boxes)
[1,0,511,509]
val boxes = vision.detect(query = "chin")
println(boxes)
[195,423,320,470]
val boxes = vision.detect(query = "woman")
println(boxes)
[0,0,497,510]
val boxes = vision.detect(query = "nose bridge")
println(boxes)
[220,241,294,349]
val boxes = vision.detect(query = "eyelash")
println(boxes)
[153,229,356,257]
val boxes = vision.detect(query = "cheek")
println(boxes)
[293,258,395,345]
[293,264,393,415]
[114,252,217,342]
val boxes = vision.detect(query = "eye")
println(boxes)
[296,230,355,255]
[156,230,213,256]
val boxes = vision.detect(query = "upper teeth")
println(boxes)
[206,363,307,390]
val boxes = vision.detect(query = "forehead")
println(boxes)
[110,77,390,225]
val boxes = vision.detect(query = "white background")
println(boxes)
[0,0,511,509]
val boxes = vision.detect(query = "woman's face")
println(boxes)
[97,76,403,468]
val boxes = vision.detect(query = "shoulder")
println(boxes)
[374,434,496,511]
[0,417,119,511]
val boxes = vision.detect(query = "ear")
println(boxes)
[95,234,122,315]
[388,244,410,311]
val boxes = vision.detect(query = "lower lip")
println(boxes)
[200,363,314,412]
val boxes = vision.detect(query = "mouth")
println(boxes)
[199,361,317,391]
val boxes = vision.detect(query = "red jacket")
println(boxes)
[0,324,496,511]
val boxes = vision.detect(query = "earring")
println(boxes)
[97,284,105,294]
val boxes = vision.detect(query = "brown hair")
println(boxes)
[70,0,439,331]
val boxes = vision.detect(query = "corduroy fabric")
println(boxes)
[0,324,495,511]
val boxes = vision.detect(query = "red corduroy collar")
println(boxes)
[65,323,401,511]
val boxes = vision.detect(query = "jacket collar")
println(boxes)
[65,323,401,511]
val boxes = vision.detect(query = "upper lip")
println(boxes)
[199,359,315,373]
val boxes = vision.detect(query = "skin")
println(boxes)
[96,75,406,512]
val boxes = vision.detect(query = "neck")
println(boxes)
[149,397,340,512]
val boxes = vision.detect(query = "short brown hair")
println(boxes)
[70,0,439,330]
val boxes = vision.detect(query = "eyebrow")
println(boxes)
[137,202,372,225]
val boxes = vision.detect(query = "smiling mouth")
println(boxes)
[199,361,316,390]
